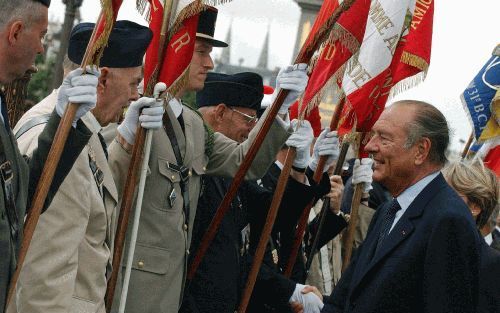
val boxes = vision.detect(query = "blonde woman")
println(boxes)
[443,160,499,313]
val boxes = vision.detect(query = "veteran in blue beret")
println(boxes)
[0,1,103,310]
[7,20,166,313]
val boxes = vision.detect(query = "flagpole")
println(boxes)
[462,132,474,159]
[341,133,363,272]
[6,7,116,306]
[105,1,176,310]
[187,0,359,284]
[283,97,346,277]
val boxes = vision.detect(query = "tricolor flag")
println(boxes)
[338,0,434,136]
[142,0,207,95]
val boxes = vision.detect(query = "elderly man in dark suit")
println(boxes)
[313,100,482,313]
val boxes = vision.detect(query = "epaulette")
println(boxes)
[182,100,214,158]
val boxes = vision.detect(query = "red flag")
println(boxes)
[144,0,205,95]
[339,0,434,135]
[88,0,123,65]
[300,0,371,116]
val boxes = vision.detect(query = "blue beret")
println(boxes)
[68,20,152,68]
[33,0,50,7]
[197,72,264,110]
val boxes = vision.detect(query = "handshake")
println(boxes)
[289,284,324,313]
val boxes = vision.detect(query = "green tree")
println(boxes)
[27,55,55,103]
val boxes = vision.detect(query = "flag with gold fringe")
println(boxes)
[299,0,371,118]
[141,0,227,96]
[88,0,124,66]
[461,45,500,143]
[338,0,433,135]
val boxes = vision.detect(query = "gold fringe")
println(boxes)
[388,71,426,100]
[327,24,361,53]
[86,0,114,67]
[400,51,429,72]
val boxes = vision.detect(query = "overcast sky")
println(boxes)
[48,0,500,150]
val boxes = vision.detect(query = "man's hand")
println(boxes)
[289,284,324,313]
[56,66,100,127]
[328,175,344,214]
[286,119,314,169]
[117,82,166,145]
[301,285,323,302]
[291,301,304,313]
[309,128,340,173]
[272,63,309,114]
[352,158,374,193]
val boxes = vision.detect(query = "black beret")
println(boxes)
[196,6,227,47]
[33,0,50,7]
[197,72,264,111]
[68,20,152,68]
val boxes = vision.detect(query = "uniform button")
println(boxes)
[186,249,190,255]
[202,166,206,171]
[138,261,145,268]
[188,170,192,177]
[183,224,188,231]
[171,175,176,180]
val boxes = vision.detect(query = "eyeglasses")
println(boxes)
[228,107,259,125]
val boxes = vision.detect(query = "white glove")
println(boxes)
[117,83,166,145]
[272,63,309,114]
[289,284,324,313]
[352,158,374,193]
[286,119,313,169]
[56,66,99,127]
[309,128,340,173]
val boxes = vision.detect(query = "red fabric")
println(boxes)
[484,145,500,176]
[301,0,340,51]
[290,101,322,137]
[339,0,434,135]
[91,0,123,48]
[301,0,371,110]
[144,1,199,90]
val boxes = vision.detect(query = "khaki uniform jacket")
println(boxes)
[109,102,290,313]
[8,91,118,313]
[0,92,91,312]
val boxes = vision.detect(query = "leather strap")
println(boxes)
[163,113,191,223]
[15,114,51,140]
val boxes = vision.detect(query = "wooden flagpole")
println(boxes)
[283,97,345,277]
[187,0,359,283]
[105,1,176,310]
[462,132,474,159]
[6,10,109,306]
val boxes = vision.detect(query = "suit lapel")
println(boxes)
[351,174,448,292]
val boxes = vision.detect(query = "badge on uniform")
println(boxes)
[272,249,279,265]
[169,188,177,207]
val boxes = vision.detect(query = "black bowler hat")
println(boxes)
[33,0,50,7]
[197,72,264,110]
[68,20,153,68]
[196,6,228,47]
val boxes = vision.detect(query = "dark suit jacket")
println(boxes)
[322,173,481,313]
[478,241,500,313]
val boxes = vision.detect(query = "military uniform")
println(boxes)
[109,101,290,313]
[0,91,92,311]
[7,90,118,313]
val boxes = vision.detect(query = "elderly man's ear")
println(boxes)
[414,137,431,165]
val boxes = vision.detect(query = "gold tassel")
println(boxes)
[400,51,429,72]
[86,0,114,67]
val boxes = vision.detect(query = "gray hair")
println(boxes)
[395,100,449,165]
[488,205,499,229]
[0,0,45,28]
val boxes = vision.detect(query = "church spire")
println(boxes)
[257,24,270,70]
[218,19,232,65]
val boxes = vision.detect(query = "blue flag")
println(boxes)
[461,46,500,141]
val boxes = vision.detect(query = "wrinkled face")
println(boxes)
[94,66,142,126]
[186,39,214,92]
[364,105,418,195]
[5,8,48,82]
[218,105,257,143]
